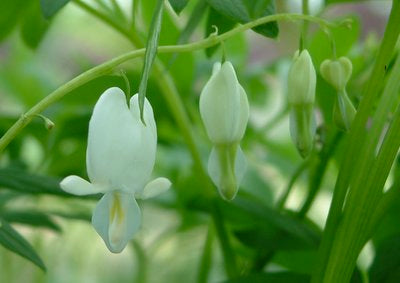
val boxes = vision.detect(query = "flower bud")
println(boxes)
[320,57,352,91]
[199,61,249,144]
[199,61,249,200]
[287,50,316,158]
[288,50,316,105]
[320,57,356,130]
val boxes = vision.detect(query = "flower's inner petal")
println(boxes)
[138,177,171,199]
[92,191,141,253]
[60,175,102,195]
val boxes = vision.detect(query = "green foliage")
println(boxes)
[40,0,71,19]
[138,0,165,121]
[369,235,400,283]
[169,0,189,14]
[0,0,399,282]
[206,0,278,38]
[0,219,46,271]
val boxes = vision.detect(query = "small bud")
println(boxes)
[288,50,316,105]
[287,50,316,158]
[320,57,352,91]
[320,57,356,130]
[35,114,55,130]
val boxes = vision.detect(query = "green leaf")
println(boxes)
[21,1,50,49]
[0,167,73,197]
[206,0,278,38]
[222,272,309,283]
[369,235,400,283]
[168,0,189,14]
[40,0,71,19]
[138,0,164,122]
[228,197,321,246]
[0,0,26,42]
[0,219,46,270]
[1,210,61,232]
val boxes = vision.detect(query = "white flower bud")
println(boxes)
[288,50,316,105]
[199,61,249,144]
[287,50,316,158]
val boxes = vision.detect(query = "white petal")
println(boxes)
[199,61,241,143]
[208,145,247,200]
[232,85,249,141]
[138,177,171,199]
[92,191,141,253]
[60,175,103,195]
[86,88,157,193]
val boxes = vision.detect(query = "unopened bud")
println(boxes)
[287,50,316,158]
[320,57,352,91]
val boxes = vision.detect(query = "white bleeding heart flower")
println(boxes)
[60,87,171,253]
[199,61,249,201]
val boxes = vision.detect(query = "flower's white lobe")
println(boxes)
[287,50,316,158]
[199,61,249,144]
[288,50,316,105]
[60,87,170,253]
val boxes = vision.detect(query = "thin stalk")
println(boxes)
[197,222,214,283]
[211,200,239,279]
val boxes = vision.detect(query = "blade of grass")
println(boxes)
[138,0,164,123]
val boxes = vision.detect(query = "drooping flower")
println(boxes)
[288,49,316,158]
[320,57,356,130]
[199,61,249,200]
[60,87,170,253]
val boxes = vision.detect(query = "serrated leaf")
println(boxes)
[168,0,189,14]
[2,210,61,232]
[40,0,71,19]
[206,0,278,38]
[138,0,164,122]
[0,219,46,270]
[21,1,50,49]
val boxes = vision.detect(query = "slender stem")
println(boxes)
[0,13,344,154]
[211,200,239,279]
[277,159,310,209]
[197,222,214,283]
[300,0,309,50]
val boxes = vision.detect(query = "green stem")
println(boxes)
[0,13,342,154]
[277,158,310,209]
[211,200,239,279]
[197,222,214,283]
[300,0,309,50]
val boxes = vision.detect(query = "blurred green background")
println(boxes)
[0,0,394,282]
